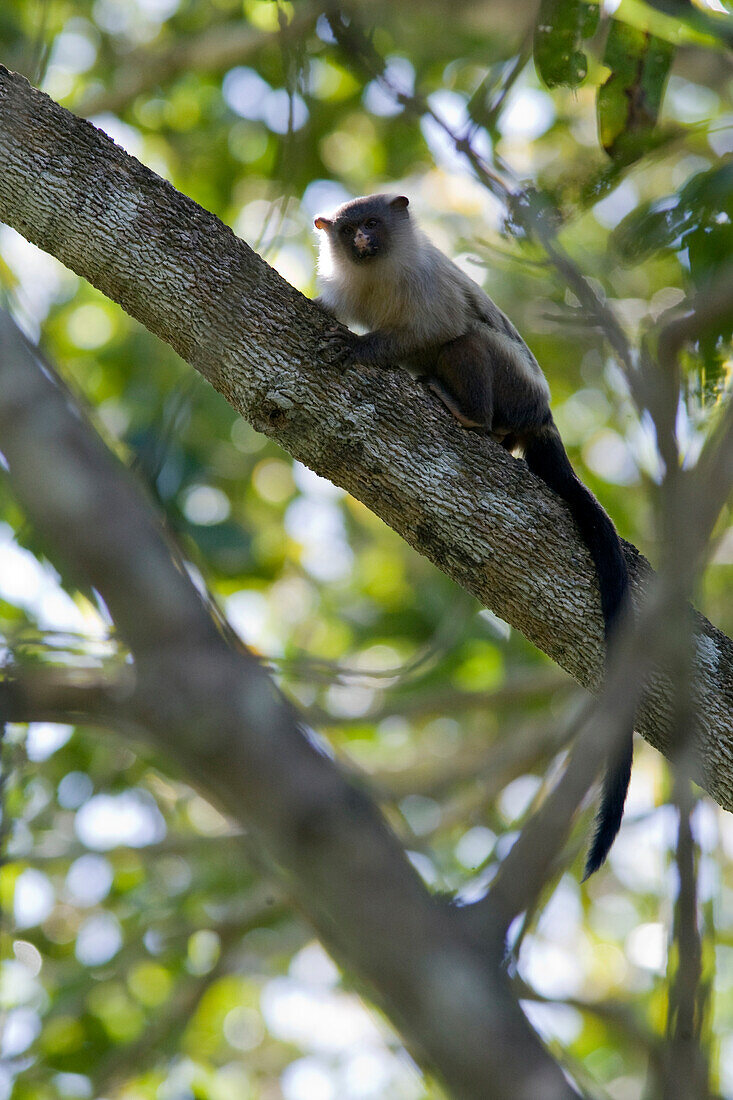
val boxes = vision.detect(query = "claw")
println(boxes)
[319,328,359,370]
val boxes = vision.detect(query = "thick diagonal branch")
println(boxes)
[0,65,732,813]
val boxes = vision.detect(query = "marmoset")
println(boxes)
[315,192,632,878]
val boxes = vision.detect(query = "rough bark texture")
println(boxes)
[0,64,732,812]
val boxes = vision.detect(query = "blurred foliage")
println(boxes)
[1,0,732,1098]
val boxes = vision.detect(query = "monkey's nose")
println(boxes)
[353,229,370,251]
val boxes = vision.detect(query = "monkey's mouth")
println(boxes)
[350,244,380,261]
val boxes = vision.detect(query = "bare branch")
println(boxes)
[0,666,131,726]
[662,778,710,1100]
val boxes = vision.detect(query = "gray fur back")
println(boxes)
[317,210,547,390]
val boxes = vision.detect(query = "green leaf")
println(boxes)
[614,0,732,49]
[534,0,600,88]
[597,20,675,164]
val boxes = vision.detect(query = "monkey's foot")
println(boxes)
[319,327,360,370]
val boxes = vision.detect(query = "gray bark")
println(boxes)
[0,63,731,812]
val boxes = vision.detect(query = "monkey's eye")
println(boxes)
[339,225,352,237]
[365,218,378,229]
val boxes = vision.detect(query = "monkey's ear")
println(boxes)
[390,196,409,210]
[314,216,332,231]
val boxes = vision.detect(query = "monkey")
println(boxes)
[314,193,632,878]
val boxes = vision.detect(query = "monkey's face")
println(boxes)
[327,214,390,264]
[315,194,410,266]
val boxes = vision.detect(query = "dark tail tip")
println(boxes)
[582,731,634,880]
[524,420,635,877]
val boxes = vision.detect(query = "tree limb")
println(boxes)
[0,311,579,1099]
[0,667,129,726]
[0,64,732,813]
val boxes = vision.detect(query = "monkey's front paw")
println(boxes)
[319,327,360,371]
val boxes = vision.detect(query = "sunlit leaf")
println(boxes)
[534,0,599,88]
[598,20,675,164]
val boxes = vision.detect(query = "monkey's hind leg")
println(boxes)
[429,333,494,430]
[426,379,486,428]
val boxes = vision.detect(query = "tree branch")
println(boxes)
[0,65,732,813]
[662,778,708,1099]
[0,311,578,1099]
[0,666,129,726]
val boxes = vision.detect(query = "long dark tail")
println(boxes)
[523,418,632,878]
